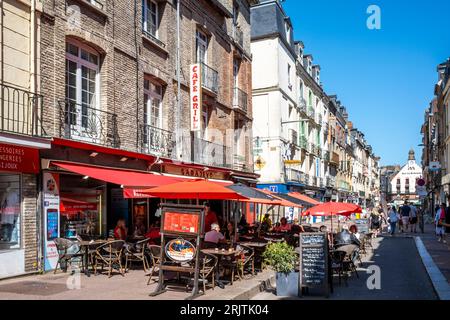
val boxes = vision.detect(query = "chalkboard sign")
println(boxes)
[299,232,329,297]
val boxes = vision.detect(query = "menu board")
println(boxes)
[162,211,200,235]
[299,232,329,297]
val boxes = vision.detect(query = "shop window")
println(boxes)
[0,174,21,250]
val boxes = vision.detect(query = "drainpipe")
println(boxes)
[175,0,182,160]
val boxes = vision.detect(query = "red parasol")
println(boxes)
[302,202,362,217]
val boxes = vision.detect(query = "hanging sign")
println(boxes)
[190,63,201,132]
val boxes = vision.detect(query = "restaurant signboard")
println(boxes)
[161,163,229,180]
[0,143,40,173]
[298,232,329,297]
[151,204,205,299]
[190,64,201,132]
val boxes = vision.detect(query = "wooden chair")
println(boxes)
[146,245,162,285]
[237,245,255,280]
[54,238,84,274]
[93,240,125,278]
[124,238,150,273]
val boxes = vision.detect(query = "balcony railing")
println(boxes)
[200,62,219,94]
[307,106,315,120]
[323,150,330,162]
[1,83,45,137]
[326,176,336,187]
[233,87,248,113]
[139,124,175,159]
[232,26,244,48]
[299,136,309,151]
[192,137,231,168]
[233,154,247,171]
[286,168,303,183]
[58,99,119,148]
[298,98,307,113]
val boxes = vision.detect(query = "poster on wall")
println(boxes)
[43,172,60,271]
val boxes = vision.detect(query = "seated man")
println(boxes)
[204,223,227,244]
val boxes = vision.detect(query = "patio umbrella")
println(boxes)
[140,179,248,201]
[302,202,362,235]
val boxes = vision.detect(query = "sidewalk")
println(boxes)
[417,223,450,284]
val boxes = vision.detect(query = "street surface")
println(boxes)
[253,234,437,300]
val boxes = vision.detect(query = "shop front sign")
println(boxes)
[190,64,201,132]
[0,143,39,174]
[162,164,228,180]
[42,172,60,271]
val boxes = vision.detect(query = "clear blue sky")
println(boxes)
[282,0,450,166]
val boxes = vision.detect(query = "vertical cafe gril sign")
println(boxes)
[190,63,201,132]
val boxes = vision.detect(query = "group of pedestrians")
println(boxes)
[383,201,418,236]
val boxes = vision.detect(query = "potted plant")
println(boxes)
[262,241,298,297]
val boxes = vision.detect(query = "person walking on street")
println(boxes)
[409,204,418,233]
[370,207,382,237]
[387,206,399,236]
[436,203,446,243]
[399,201,411,233]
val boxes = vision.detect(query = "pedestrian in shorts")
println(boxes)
[409,204,418,233]
[399,201,411,233]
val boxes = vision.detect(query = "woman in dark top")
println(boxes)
[224,222,235,241]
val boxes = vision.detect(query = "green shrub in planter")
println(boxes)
[262,242,297,274]
[262,242,299,296]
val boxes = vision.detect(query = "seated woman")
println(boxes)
[273,217,291,232]
[349,224,361,240]
[114,218,128,240]
[224,221,235,241]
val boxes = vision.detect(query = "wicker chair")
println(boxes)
[124,238,150,273]
[187,252,217,293]
[93,240,125,278]
[53,238,84,274]
[146,245,162,285]
[237,245,255,280]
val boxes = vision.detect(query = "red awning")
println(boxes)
[258,189,303,208]
[51,161,183,187]
[287,192,321,205]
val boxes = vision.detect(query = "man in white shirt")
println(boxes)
[204,223,226,244]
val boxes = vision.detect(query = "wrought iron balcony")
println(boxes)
[139,124,175,159]
[233,87,247,113]
[286,168,303,183]
[326,176,336,187]
[298,97,307,113]
[232,26,244,48]
[1,83,45,137]
[192,137,231,168]
[299,136,309,151]
[58,99,119,148]
[307,106,315,120]
[200,62,219,94]
[233,154,247,171]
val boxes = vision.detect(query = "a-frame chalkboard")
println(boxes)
[298,232,329,298]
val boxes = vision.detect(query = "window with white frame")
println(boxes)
[143,0,158,38]
[65,41,99,129]
[196,30,208,63]
[144,79,163,128]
